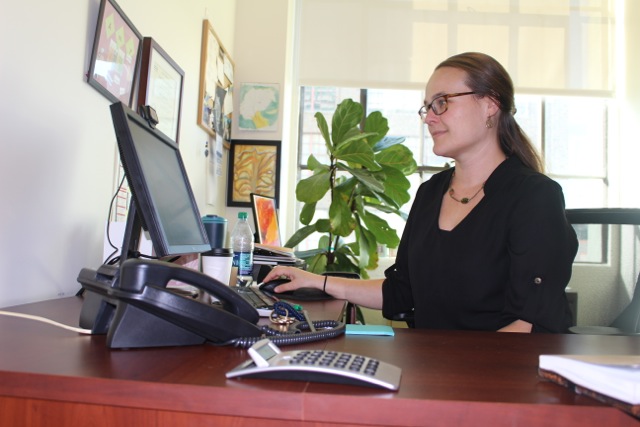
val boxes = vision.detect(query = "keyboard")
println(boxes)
[229,286,277,316]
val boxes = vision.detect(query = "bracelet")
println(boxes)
[323,275,328,292]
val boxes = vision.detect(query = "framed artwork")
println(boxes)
[198,20,234,148]
[137,37,185,143]
[227,140,281,207]
[87,0,142,106]
[251,193,282,247]
[238,83,280,131]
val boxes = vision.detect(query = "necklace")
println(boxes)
[448,174,486,204]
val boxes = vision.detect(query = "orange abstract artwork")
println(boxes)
[255,196,280,246]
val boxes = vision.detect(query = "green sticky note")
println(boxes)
[345,324,395,336]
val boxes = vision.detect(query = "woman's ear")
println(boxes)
[484,96,500,117]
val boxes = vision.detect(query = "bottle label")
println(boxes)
[233,251,253,276]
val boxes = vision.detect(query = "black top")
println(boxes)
[382,157,578,333]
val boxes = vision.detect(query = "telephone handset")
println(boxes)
[78,258,346,349]
[117,258,263,338]
[78,258,263,348]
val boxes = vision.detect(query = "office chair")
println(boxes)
[566,208,640,335]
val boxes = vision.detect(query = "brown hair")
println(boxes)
[436,52,544,173]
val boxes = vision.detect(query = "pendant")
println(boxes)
[461,198,469,204]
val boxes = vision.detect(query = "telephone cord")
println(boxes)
[227,319,346,348]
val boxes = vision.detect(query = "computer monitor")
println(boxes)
[78,102,211,333]
[110,102,211,258]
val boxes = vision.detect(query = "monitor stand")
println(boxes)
[77,205,207,348]
[77,204,143,332]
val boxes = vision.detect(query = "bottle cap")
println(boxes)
[238,212,248,219]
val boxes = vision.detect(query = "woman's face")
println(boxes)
[423,67,496,160]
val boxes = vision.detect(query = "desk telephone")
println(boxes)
[78,258,344,349]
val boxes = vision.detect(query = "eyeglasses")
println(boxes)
[418,92,477,119]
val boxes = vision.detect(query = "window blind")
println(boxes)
[297,0,616,95]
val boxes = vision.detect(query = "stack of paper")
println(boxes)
[253,243,305,267]
[539,354,640,418]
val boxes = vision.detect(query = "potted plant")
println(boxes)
[285,98,417,278]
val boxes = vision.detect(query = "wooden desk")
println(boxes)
[0,297,638,426]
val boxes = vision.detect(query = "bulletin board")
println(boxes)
[197,20,235,148]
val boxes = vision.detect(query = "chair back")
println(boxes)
[610,271,640,332]
[566,208,640,335]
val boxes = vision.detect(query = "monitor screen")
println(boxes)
[110,102,211,257]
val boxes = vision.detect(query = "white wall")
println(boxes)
[0,0,236,308]
[228,0,296,236]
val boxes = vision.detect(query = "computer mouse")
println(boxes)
[259,278,292,294]
[259,278,333,301]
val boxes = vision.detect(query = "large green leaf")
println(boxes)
[372,135,406,152]
[295,247,325,259]
[296,169,331,203]
[364,199,401,215]
[306,253,328,274]
[300,202,316,225]
[334,139,379,170]
[329,192,355,237]
[375,144,418,175]
[377,166,411,207]
[334,176,357,196]
[331,99,363,145]
[307,154,327,171]
[338,127,367,149]
[338,163,385,193]
[356,223,379,270]
[314,112,332,152]
[331,246,360,274]
[284,224,318,248]
[360,210,401,248]
[339,130,378,149]
[363,111,388,146]
[316,218,331,233]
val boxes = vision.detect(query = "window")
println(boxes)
[295,86,611,256]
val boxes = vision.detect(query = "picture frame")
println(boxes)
[87,0,142,106]
[227,140,281,207]
[198,20,235,148]
[238,83,281,132]
[251,193,282,247]
[137,37,185,143]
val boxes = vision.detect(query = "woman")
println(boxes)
[263,52,578,333]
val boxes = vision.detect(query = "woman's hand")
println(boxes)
[261,266,385,309]
[498,319,532,333]
[260,266,324,294]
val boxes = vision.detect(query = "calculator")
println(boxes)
[226,339,402,390]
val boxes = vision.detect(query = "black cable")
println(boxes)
[103,174,127,265]
[226,320,346,348]
[220,301,346,348]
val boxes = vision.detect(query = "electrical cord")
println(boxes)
[0,310,92,334]
[104,174,127,265]
[0,301,345,347]
[0,301,344,347]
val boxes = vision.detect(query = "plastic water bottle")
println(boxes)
[231,212,254,286]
